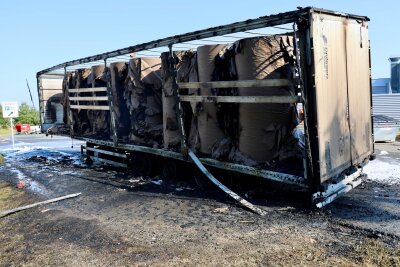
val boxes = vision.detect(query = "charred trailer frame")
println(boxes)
[37,7,374,208]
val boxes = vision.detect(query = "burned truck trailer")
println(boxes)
[37,7,374,209]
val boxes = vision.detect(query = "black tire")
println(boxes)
[130,153,153,176]
[193,168,215,191]
[160,159,177,182]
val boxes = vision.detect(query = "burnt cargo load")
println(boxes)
[37,7,374,208]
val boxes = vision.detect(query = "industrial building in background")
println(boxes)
[372,57,400,121]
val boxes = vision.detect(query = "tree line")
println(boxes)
[0,103,40,128]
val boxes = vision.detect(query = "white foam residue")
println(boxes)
[379,150,389,155]
[363,159,400,185]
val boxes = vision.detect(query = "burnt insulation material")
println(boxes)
[196,44,227,155]
[124,57,163,147]
[234,35,299,162]
[161,51,198,151]
[109,62,130,141]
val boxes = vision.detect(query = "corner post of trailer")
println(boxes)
[368,40,375,158]
[104,59,118,146]
[36,74,44,130]
[296,11,321,194]
[168,44,188,157]
[64,67,74,139]
[292,20,309,184]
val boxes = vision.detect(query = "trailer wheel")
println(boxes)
[85,156,93,165]
[193,168,215,191]
[160,160,177,182]
[130,153,152,176]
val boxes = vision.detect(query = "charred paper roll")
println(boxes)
[196,44,227,155]
[125,57,163,147]
[161,51,198,151]
[71,68,92,136]
[88,65,110,140]
[63,72,75,125]
[109,62,130,141]
[234,35,297,162]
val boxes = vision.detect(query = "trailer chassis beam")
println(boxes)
[82,138,308,189]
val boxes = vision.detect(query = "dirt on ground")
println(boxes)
[0,140,399,266]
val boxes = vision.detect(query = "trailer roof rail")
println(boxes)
[37,7,369,76]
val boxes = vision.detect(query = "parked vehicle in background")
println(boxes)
[14,124,41,134]
[29,125,41,134]
[373,115,400,142]
[372,115,400,142]
[15,123,31,134]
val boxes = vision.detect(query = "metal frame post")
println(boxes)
[293,22,312,183]
[168,44,188,157]
[368,40,375,156]
[36,76,44,129]
[10,118,15,149]
[64,67,74,138]
[104,59,118,146]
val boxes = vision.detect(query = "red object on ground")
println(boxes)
[15,124,31,133]
[17,182,24,189]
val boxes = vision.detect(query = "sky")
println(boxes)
[0,0,398,106]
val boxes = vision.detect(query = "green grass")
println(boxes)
[0,128,11,137]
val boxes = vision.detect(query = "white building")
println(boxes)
[371,57,400,121]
